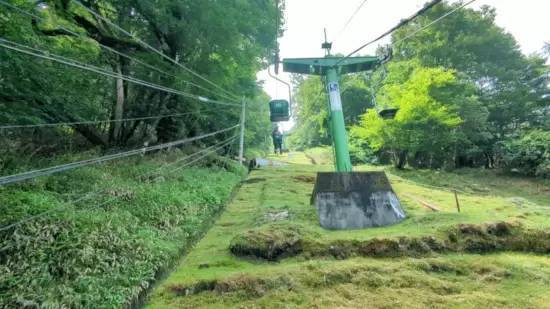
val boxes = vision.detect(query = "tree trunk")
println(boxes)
[394,150,408,169]
[40,105,108,147]
[110,61,125,145]
[484,152,494,169]
[73,125,108,147]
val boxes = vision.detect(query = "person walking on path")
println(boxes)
[272,126,283,155]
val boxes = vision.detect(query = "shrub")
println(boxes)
[0,155,244,308]
[501,130,550,178]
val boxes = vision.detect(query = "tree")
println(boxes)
[288,76,330,149]
[351,62,462,168]
[0,0,282,158]
[288,72,375,149]
[391,2,549,167]
[501,130,550,178]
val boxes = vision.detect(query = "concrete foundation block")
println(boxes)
[311,172,406,230]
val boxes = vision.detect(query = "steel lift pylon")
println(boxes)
[282,39,406,230]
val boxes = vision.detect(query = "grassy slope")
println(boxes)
[0,151,246,308]
[148,151,550,308]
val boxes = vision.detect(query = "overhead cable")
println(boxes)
[0,38,239,107]
[336,0,443,64]
[0,124,239,186]
[332,0,369,43]
[0,0,238,103]
[71,0,240,101]
[0,109,215,130]
[392,0,478,45]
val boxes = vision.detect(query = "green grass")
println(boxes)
[147,155,550,308]
[0,151,246,308]
[265,147,335,166]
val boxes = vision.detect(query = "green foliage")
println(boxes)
[349,136,377,164]
[501,130,550,178]
[290,2,548,174]
[289,72,376,150]
[244,92,273,156]
[351,62,462,168]
[391,2,549,169]
[0,154,245,308]
[288,76,330,149]
[0,0,281,153]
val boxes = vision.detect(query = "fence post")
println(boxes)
[454,189,461,213]
[238,98,246,165]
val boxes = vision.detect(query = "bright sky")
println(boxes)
[257,0,550,131]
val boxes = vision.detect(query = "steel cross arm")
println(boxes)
[282,56,381,76]
[282,55,384,172]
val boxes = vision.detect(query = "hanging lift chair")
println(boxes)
[378,107,399,120]
[269,99,290,122]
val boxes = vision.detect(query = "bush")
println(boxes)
[501,130,550,178]
[0,154,245,308]
[348,135,378,165]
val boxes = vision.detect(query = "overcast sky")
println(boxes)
[257,0,550,131]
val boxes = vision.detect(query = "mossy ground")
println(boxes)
[147,150,550,308]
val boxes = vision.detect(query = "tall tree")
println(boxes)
[391,2,549,167]
[0,0,282,155]
[351,62,463,168]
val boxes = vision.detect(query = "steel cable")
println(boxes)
[0,124,239,186]
[0,38,239,107]
[0,0,238,103]
[71,0,240,101]
[0,109,216,130]
[0,136,238,232]
[336,0,444,65]
[332,0,369,43]
[392,0,477,46]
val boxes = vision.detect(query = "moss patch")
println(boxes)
[163,254,549,305]
[292,175,316,183]
[229,224,304,261]
[229,222,549,261]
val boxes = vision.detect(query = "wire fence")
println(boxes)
[0,38,240,107]
[0,135,238,232]
[0,124,239,186]
[0,109,217,130]
[0,1,249,237]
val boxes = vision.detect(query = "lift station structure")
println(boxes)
[282,40,406,230]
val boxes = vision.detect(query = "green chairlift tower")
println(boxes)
[283,38,406,230]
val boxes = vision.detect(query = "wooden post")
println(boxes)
[238,98,246,165]
[454,190,461,213]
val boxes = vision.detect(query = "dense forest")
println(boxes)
[0,0,281,171]
[290,2,549,177]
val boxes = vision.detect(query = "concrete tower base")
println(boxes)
[311,172,406,230]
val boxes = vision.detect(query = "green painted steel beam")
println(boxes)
[325,68,352,172]
[283,56,380,75]
[282,55,382,172]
